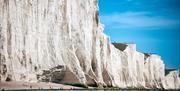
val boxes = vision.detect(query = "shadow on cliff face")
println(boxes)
[37,65,66,83]
[36,65,83,87]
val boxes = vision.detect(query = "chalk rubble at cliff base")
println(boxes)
[0,0,180,89]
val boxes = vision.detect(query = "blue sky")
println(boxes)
[99,0,180,70]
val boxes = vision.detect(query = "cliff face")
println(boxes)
[0,0,179,89]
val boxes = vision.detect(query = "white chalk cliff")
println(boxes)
[0,0,179,89]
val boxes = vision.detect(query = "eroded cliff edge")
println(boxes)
[0,0,179,89]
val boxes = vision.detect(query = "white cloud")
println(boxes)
[100,11,180,29]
